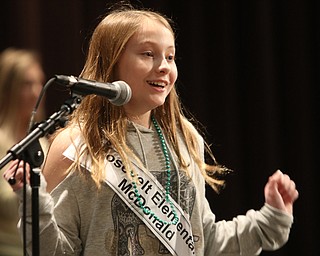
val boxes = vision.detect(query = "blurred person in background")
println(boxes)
[0,47,48,256]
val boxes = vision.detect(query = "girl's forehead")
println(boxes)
[132,20,174,42]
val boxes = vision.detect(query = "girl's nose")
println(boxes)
[156,57,170,74]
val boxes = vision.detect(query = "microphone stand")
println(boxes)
[0,95,82,256]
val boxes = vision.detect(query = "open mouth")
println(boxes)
[147,81,166,89]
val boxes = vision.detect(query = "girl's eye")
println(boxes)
[167,55,175,61]
[143,51,153,57]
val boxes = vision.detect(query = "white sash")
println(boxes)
[63,138,195,256]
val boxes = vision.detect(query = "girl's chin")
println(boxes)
[124,97,166,112]
[152,95,167,106]
[152,100,166,109]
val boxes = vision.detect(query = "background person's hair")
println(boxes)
[0,47,45,129]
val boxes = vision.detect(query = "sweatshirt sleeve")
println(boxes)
[16,170,82,255]
[202,195,293,255]
[188,120,294,255]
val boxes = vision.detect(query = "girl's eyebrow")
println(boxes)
[137,40,175,51]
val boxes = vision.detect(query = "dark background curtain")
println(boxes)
[0,1,318,255]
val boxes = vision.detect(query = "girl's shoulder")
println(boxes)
[42,126,81,192]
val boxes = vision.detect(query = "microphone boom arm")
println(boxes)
[0,95,81,170]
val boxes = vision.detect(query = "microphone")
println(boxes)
[54,75,131,106]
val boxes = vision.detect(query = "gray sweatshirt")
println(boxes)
[17,121,293,255]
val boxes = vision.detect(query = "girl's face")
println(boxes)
[116,19,178,117]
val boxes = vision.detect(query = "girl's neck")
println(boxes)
[127,112,151,128]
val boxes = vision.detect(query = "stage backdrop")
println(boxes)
[0,1,318,255]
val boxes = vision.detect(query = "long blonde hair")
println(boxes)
[67,7,229,192]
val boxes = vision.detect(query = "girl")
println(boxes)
[3,6,298,256]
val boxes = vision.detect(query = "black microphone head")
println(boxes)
[110,81,132,106]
